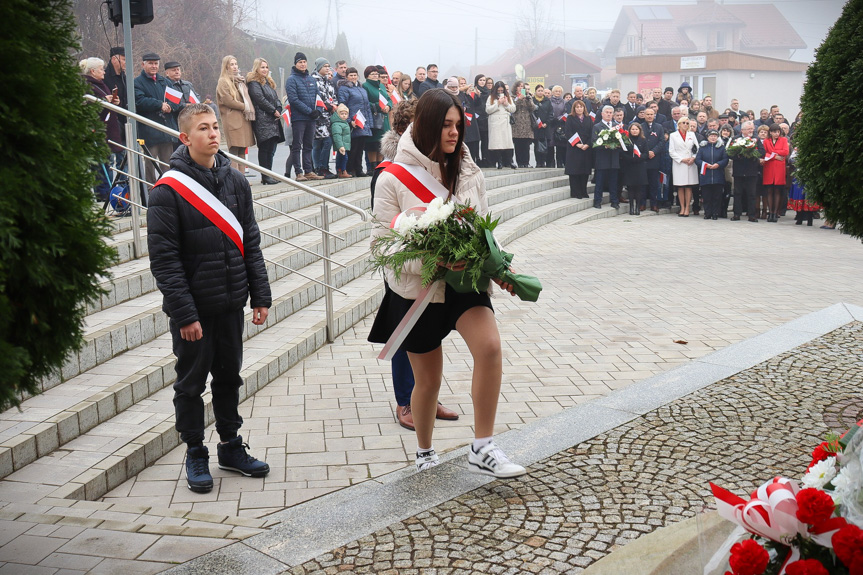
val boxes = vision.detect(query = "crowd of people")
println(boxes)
[82,48,821,225]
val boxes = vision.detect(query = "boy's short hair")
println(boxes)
[610,89,620,95]
[178,103,216,134]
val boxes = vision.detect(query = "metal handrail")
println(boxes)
[107,139,170,167]
[85,95,367,220]
[259,230,346,268]
[86,94,367,341]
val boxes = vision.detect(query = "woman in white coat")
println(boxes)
[485,81,517,169]
[368,90,526,479]
[668,116,699,216]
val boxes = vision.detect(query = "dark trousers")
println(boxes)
[514,138,532,166]
[291,120,315,175]
[257,137,278,172]
[391,349,415,407]
[646,169,660,208]
[594,168,619,205]
[170,309,245,445]
[734,176,757,217]
[720,181,732,216]
[568,174,589,198]
[347,136,367,176]
[491,148,513,167]
[479,129,490,166]
[701,183,723,218]
[628,184,645,212]
[691,185,702,213]
[554,144,566,168]
[465,140,479,163]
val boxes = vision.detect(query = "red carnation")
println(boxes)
[809,440,840,469]
[833,524,863,571]
[796,488,836,525]
[785,559,829,575]
[728,539,769,575]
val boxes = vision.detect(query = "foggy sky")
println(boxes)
[255,0,843,78]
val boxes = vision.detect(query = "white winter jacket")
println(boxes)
[371,124,489,302]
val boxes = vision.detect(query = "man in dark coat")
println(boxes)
[285,52,324,181]
[134,52,182,185]
[164,61,203,150]
[591,105,621,209]
[103,47,127,136]
[147,104,272,493]
[657,87,674,120]
[416,64,441,97]
[731,120,765,221]
[623,91,640,124]
[412,67,426,95]
[642,108,666,211]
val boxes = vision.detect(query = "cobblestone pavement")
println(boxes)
[104,214,863,519]
[286,321,863,574]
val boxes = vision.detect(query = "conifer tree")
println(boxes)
[795,0,863,239]
[0,0,116,409]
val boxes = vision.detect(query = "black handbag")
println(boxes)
[509,113,516,126]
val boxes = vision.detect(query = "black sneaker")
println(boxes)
[185,446,214,493]
[217,436,270,477]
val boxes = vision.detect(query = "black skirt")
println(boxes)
[368,283,493,354]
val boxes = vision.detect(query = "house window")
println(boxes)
[716,31,726,50]
[626,35,636,55]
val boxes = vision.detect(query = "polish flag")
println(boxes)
[164,86,183,104]
[568,132,581,147]
[589,111,596,120]
[391,90,402,105]
[315,94,325,109]
[281,104,291,127]
[375,50,391,84]
[763,152,775,161]
[353,110,366,129]
[188,89,200,104]
[535,116,545,129]
[700,162,708,175]
[633,145,641,158]
[560,113,568,122]
[465,112,473,127]
[378,91,388,112]
[659,171,668,185]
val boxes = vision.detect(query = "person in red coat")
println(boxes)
[760,123,789,222]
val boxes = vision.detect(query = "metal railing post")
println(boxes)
[321,202,335,342]
[125,122,144,258]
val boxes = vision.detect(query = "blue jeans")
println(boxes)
[391,349,415,406]
[291,120,315,175]
[312,136,332,171]
[594,169,619,205]
[335,152,348,171]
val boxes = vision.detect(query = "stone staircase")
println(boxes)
[0,167,628,532]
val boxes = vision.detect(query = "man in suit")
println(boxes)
[591,105,621,209]
[623,91,639,124]
[642,108,666,211]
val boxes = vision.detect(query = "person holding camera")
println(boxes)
[485,81,517,169]
[285,52,324,181]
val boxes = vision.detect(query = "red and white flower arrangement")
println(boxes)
[708,420,863,575]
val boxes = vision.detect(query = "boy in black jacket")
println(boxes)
[147,103,272,493]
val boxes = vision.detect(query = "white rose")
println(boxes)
[802,457,838,489]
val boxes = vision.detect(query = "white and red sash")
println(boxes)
[377,161,453,360]
[154,170,245,258]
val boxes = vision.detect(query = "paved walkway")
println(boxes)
[0,212,861,573]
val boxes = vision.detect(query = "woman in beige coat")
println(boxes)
[368,90,526,479]
[485,81,517,169]
[216,55,255,171]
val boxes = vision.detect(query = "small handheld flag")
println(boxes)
[535,116,545,129]
[589,111,596,120]
[354,110,366,129]
[659,171,668,185]
[700,162,708,175]
[391,90,402,105]
[164,86,183,104]
[281,105,291,127]
[315,94,325,109]
[378,92,388,112]
[188,89,200,104]
[633,145,641,158]
[560,113,568,122]
[568,132,581,147]
[763,152,775,161]
[465,112,473,127]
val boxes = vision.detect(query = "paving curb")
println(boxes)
[162,303,863,573]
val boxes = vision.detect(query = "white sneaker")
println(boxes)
[415,449,440,471]
[468,441,526,478]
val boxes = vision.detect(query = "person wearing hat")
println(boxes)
[311,57,338,179]
[134,52,181,186]
[164,61,205,150]
[695,128,729,220]
[104,47,127,131]
[285,52,324,181]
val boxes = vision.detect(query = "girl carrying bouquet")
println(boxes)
[368,90,526,479]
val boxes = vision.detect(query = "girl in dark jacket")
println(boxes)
[695,129,730,219]
[532,85,554,167]
[475,74,490,167]
[337,68,373,177]
[246,58,285,185]
[564,100,593,199]
[459,78,482,162]
[620,122,648,215]
[548,86,568,168]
